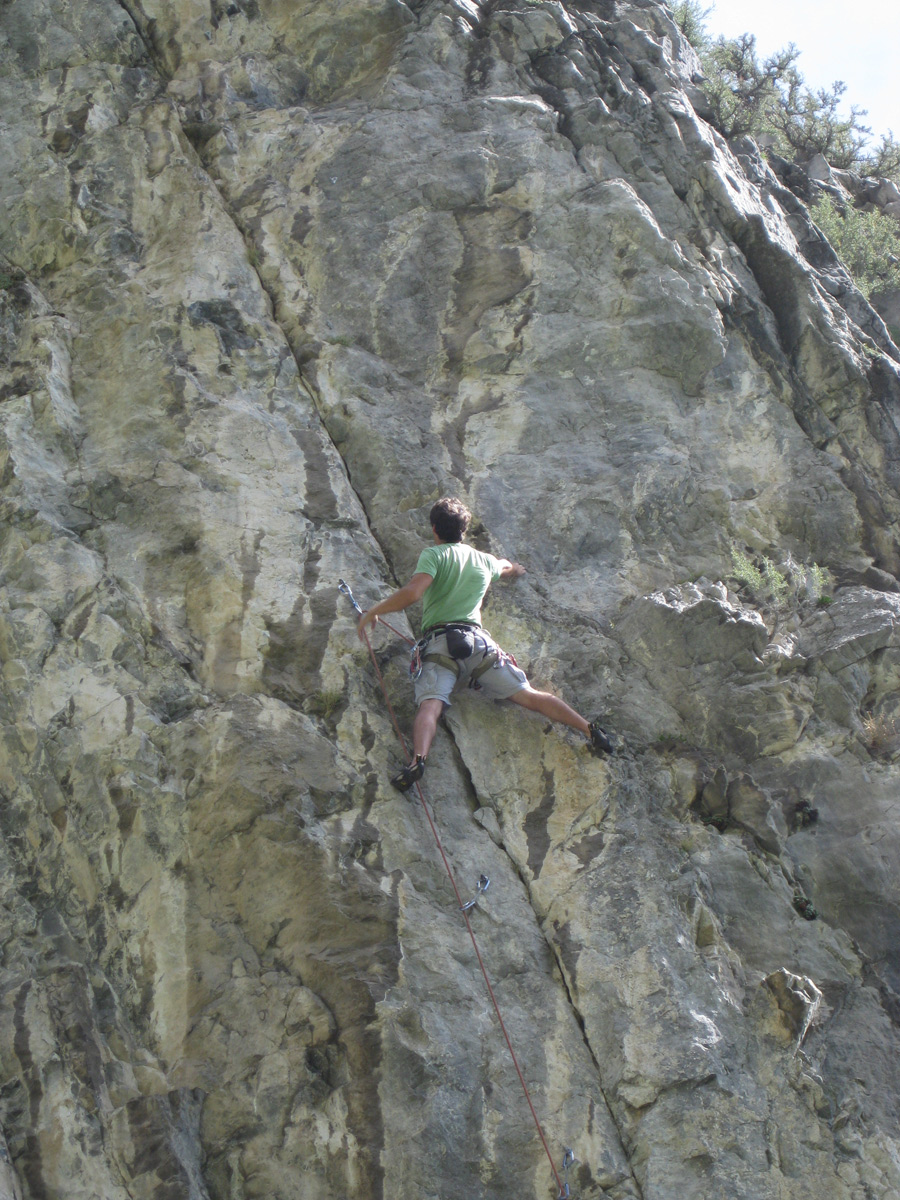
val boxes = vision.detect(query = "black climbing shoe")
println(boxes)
[588,721,616,755]
[390,756,426,793]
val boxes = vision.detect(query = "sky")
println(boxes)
[699,0,900,146]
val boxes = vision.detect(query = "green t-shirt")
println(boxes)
[415,542,503,632]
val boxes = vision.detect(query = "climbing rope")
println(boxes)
[339,580,572,1199]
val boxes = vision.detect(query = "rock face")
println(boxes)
[1,1,900,1198]
[784,152,900,343]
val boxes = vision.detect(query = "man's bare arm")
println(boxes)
[357,572,433,639]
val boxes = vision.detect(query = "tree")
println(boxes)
[669,2,900,181]
[769,78,870,169]
[670,0,712,52]
[864,132,900,180]
[701,33,800,142]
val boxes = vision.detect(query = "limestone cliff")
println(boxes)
[1,1,900,1198]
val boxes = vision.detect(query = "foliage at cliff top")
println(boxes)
[672,0,900,180]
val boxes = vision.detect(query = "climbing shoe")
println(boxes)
[390,756,426,793]
[588,721,616,755]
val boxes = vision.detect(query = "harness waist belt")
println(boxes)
[421,621,481,638]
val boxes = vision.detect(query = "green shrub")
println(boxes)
[769,77,871,170]
[810,195,900,299]
[730,547,787,605]
[729,546,831,610]
[782,553,832,605]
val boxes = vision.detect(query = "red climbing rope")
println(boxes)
[359,620,568,1199]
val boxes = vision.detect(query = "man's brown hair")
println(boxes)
[430,497,471,543]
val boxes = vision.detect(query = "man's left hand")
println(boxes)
[358,610,378,640]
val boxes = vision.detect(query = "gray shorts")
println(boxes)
[412,629,528,707]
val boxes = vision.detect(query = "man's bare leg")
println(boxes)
[507,685,590,737]
[413,697,446,759]
[391,698,446,793]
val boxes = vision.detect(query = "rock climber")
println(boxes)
[357,497,616,792]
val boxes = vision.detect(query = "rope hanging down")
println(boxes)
[339,580,573,1199]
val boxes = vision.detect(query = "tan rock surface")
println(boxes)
[1,1,900,1197]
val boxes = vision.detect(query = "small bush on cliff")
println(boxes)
[730,547,788,605]
[729,546,832,610]
[768,77,871,170]
[862,710,900,760]
[783,554,832,605]
[810,196,900,299]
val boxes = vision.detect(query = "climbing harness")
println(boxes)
[340,579,576,1198]
[412,624,505,690]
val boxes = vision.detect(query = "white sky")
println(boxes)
[699,0,900,146]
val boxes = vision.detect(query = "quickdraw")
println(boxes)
[337,578,363,614]
[460,874,490,913]
[409,639,425,681]
[559,1147,578,1198]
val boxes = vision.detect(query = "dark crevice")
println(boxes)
[442,733,645,1198]
[114,0,171,79]
[111,0,408,593]
[99,10,399,1198]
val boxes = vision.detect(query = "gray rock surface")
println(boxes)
[1,1,900,1197]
